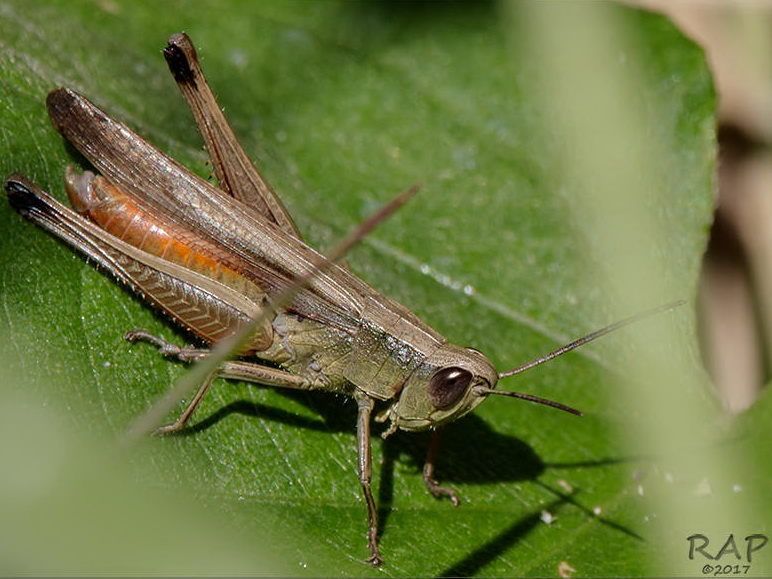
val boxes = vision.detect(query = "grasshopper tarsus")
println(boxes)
[365,552,384,568]
[151,423,183,437]
[125,329,208,361]
[364,507,383,566]
[423,475,461,507]
[124,329,173,350]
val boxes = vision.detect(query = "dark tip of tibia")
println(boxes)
[164,33,196,85]
[5,176,41,215]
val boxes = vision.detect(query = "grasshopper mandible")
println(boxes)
[5,33,674,565]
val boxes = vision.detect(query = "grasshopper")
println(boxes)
[5,33,676,565]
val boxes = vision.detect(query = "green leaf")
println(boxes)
[1,1,753,577]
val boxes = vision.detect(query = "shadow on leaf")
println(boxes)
[158,382,643,560]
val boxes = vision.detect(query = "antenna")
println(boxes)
[488,300,685,415]
[473,386,583,415]
[498,301,684,379]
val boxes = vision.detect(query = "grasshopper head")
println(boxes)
[383,299,681,432]
[389,344,498,431]
[385,301,687,431]
[387,342,583,432]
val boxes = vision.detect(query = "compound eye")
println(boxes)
[428,367,473,409]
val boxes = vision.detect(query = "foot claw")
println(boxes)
[124,329,206,361]
[425,477,461,506]
[435,486,460,506]
[152,423,183,437]
[366,553,383,567]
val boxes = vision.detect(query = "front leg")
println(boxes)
[355,391,382,566]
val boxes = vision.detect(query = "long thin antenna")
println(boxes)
[498,300,684,379]
[473,386,582,415]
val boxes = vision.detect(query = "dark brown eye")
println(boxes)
[428,367,473,409]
